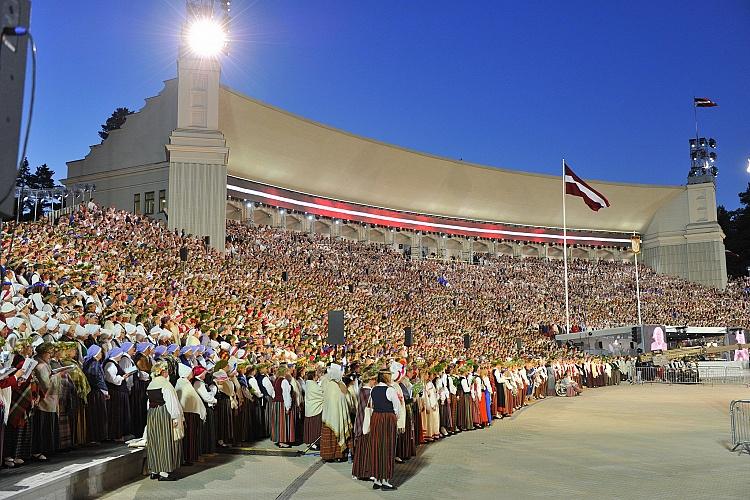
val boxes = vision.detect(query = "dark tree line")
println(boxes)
[718,183,750,278]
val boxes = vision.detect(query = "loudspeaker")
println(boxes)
[515,338,523,351]
[0,0,31,218]
[348,284,354,293]
[203,235,210,247]
[179,246,188,262]
[596,341,603,349]
[404,327,412,347]
[327,310,344,345]
[463,333,470,349]
[282,271,288,282]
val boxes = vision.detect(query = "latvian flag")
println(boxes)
[694,97,718,108]
[564,163,610,212]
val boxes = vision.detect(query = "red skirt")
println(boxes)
[367,412,397,481]
[320,424,344,460]
[304,413,322,444]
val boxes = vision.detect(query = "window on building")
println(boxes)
[158,189,166,213]
[145,191,155,215]
[133,193,141,214]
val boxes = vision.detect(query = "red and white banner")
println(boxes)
[564,163,610,212]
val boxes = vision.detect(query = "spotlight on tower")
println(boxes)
[187,18,227,57]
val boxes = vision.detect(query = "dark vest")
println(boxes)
[147,388,165,408]
[256,374,270,398]
[273,377,285,403]
[371,385,394,413]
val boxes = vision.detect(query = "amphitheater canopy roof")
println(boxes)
[220,86,684,234]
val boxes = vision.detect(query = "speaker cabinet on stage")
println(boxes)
[463,333,470,349]
[515,338,523,351]
[404,327,413,347]
[179,246,188,262]
[327,310,344,345]
[282,271,289,282]
[348,284,354,293]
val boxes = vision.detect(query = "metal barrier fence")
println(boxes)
[635,366,750,385]
[730,400,750,453]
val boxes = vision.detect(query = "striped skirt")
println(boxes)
[182,412,202,463]
[75,403,87,446]
[5,412,33,460]
[215,396,235,445]
[320,424,344,460]
[455,394,472,431]
[86,390,108,443]
[270,401,295,444]
[439,399,453,432]
[396,402,416,459]
[303,413,322,444]
[367,412,397,481]
[146,405,182,474]
[503,388,515,416]
[32,409,58,456]
[351,434,373,479]
[450,394,460,432]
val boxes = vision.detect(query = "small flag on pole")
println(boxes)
[564,163,610,212]
[694,97,718,108]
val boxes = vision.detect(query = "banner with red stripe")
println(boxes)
[564,163,610,212]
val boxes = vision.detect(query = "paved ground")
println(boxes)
[101,384,750,500]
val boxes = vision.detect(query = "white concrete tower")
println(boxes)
[166,1,230,252]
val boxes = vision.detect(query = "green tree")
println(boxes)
[99,107,134,140]
[719,183,750,278]
[16,157,31,187]
[28,164,55,189]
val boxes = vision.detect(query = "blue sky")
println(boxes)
[22,0,750,208]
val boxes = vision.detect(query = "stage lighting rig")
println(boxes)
[687,136,718,183]
[184,0,231,57]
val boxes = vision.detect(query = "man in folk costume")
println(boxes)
[146,361,184,481]
[303,366,324,450]
[175,363,205,465]
[320,362,351,462]
[270,364,296,448]
[255,363,273,439]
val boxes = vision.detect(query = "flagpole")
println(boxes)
[693,96,698,140]
[561,158,571,335]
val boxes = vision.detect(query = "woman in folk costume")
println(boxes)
[192,366,217,456]
[51,342,76,451]
[227,362,245,445]
[103,347,132,441]
[213,366,236,447]
[320,362,352,462]
[245,365,264,442]
[391,362,413,462]
[303,366,324,450]
[470,366,487,428]
[235,362,254,443]
[130,342,153,438]
[59,341,90,447]
[491,362,505,419]
[175,363,205,465]
[32,341,62,460]
[446,364,460,434]
[351,366,377,481]
[146,361,184,481]
[367,368,400,491]
[82,344,108,443]
[481,367,494,425]
[422,366,441,441]
[545,361,557,397]
[256,363,273,439]
[270,364,296,448]
[435,364,452,436]
[455,365,472,431]
[0,342,26,468]
[5,340,36,467]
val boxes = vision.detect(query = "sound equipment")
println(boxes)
[404,327,412,347]
[203,235,210,247]
[463,333,470,349]
[179,246,188,262]
[327,310,344,345]
[282,271,288,282]
[596,341,603,349]
[515,338,523,351]
[348,284,354,293]
[0,0,31,217]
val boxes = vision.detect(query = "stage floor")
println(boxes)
[51,385,750,499]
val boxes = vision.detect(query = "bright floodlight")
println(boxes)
[187,18,226,57]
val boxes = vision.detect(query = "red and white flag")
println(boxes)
[694,97,718,108]
[564,163,610,212]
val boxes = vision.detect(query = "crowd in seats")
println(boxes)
[0,203,747,483]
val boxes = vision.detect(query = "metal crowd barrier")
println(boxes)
[635,366,749,385]
[730,400,750,453]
